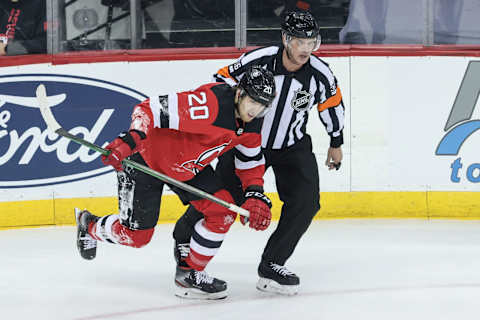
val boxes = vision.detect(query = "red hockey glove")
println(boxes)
[240,186,272,231]
[101,130,146,171]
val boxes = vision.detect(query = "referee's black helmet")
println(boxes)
[281,10,320,39]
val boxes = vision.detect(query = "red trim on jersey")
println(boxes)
[2,45,480,67]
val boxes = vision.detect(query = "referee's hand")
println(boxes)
[325,147,343,171]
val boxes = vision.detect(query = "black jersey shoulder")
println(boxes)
[210,83,237,130]
[209,84,263,134]
[243,117,263,133]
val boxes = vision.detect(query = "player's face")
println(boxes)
[284,36,317,66]
[237,94,267,122]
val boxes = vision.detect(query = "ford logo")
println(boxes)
[0,74,147,188]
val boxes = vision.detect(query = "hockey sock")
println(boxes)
[89,214,154,248]
[185,219,225,271]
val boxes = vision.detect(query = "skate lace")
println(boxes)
[194,271,214,285]
[177,243,190,259]
[270,263,294,277]
[80,236,97,250]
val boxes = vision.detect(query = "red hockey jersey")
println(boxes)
[129,83,265,189]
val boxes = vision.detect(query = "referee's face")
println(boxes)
[284,35,316,66]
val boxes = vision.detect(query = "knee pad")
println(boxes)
[112,221,154,248]
[191,190,237,233]
[204,212,237,233]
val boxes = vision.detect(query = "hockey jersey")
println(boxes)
[214,45,345,150]
[129,83,265,189]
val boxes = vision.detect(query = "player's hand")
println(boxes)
[240,187,272,231]
[325,146,343,171]
[101,130,145,171]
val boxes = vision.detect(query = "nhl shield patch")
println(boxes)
[291,89,312,111]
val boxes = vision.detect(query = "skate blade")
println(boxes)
[256,277,299,296]
[174,285,228,300]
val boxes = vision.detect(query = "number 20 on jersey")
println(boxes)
[188,92,209,120]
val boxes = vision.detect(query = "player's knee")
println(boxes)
[191,189,236,233]
[205,212,237,233]
[131,228,155,248]
[113,222,155,248]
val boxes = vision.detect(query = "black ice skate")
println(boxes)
[75,208,99,260]
[175,266,228,300]
[257,261,300,295]
[173,241,190,266]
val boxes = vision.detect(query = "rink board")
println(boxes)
[0,54,479,228]
[1,191,479,229]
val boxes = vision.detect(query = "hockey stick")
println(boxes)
[35,84,249,218]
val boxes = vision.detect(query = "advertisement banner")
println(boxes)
[0,55,478,226]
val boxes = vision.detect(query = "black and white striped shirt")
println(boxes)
[214,45,345,150]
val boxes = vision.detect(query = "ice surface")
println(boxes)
[1,219,480,320]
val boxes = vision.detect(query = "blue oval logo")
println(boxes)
[0,74,147,188]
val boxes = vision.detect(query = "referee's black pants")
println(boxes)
[173,135,320,266]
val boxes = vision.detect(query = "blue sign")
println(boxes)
[0,74,147,188]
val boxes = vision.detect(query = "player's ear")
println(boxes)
[281,32,288,47]
[234,88,241,103]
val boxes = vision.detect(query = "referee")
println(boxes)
[173,10,345,295]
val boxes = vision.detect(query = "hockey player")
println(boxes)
[74,65,276,300]
[173,10,345,295]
